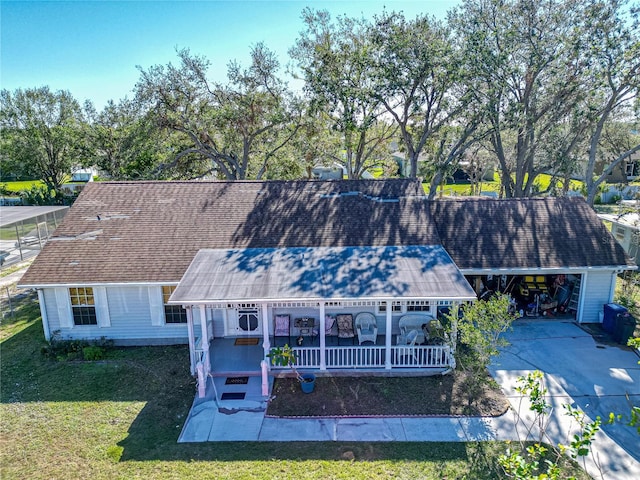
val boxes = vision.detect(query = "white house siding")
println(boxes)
[211,309,226,337]
[580,271,617,323]
[40,286,188,345]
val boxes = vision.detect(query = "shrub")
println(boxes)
[82,346,104,361]
[41,331,113,361]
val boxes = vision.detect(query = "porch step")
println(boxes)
[211,374,268,405]
[209,371,261,378]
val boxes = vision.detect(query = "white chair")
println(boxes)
[355,312,378,345]
[397,314,431,345]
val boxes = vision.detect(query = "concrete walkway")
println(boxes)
[179,319,640,479]
[179,401,522,443]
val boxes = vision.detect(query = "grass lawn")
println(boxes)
[424,173,584,197]
[0,180,43,193]
[0,293,589,480]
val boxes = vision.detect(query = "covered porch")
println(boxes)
[170,245,477,397]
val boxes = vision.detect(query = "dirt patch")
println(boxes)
[267,370,509,417]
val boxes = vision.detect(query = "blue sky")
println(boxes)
[1,1,460,109]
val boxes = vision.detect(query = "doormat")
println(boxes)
[225,376,249,385]
[234,338,260,345]
[221,392,246,400]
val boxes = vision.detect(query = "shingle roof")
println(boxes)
[430,197,633,270]
[19,179,436,285]
[19,180,633,287]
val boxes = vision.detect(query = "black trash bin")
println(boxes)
[613,312,636,345]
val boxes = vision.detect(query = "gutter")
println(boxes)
[18,281,180,289]
[167,295,478,306]
[460,265,637,275]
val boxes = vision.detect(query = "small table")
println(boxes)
[294,317,315,336]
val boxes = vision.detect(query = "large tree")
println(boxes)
[369,11,482,185]
[453,0,588,198]
[83,98,177,179]
[136,43,301,180]
[290,9,397,179]
[0,87,84,197]
[580,0,640,205]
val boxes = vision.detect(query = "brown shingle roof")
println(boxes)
[430,197,633,270]
[20,179,436,285]
[19,181,633,286]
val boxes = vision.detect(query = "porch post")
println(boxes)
[199,305,209,376]
[186,307,196,375]
[319,301,326,370]
[385,302,393,370]
[261,303,271,363]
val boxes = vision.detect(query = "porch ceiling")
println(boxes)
[169,245,476,304]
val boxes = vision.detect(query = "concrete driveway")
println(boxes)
[489,319,640,480]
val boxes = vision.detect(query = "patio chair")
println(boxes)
[313,314,338,345]
[396,329,420,365]
[273,314,291,346]
[336,314,355,345]
[355,312,378,345]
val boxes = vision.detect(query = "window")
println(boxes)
[625,161,635,177]
[70,287,97,325]
[162,286,187,324]
[377,301,404,315]
[406,300,431,312]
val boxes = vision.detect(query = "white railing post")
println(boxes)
[196,360,206,398]
[319,301,326,370]
[261,360,269,396]
[385,304,393,369]
[186,307,196,375]
[261,303,270,363]
[199,305,209,376]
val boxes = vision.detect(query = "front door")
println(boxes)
[234,308,261,335]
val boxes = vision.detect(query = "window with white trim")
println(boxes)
[406,300,431,312]
[376,301,404,315]
[162,286,187,324]
[69,287,97,325]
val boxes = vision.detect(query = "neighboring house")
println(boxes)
[311,165,343,180]
[71,167,96,183]
[595,151,639,183]
[599,211,640,264]
[392,151,495,182]
[18,180,634,391]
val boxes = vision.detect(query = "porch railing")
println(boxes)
[270,345,452,370]
[195,336,206,364]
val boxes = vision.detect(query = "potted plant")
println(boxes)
[267,344,315,393]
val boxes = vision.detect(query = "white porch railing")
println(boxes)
[270,345,452,370]
[194,336,206,364]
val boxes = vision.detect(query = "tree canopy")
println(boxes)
[0,87,85,199]
[1,0,638,205]
[136,44,301,180]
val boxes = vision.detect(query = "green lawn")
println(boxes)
[0,180,43,193]
[0,293,589,480]
[424,173,585,197]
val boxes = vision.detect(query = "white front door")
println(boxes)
[233,308,261,335]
